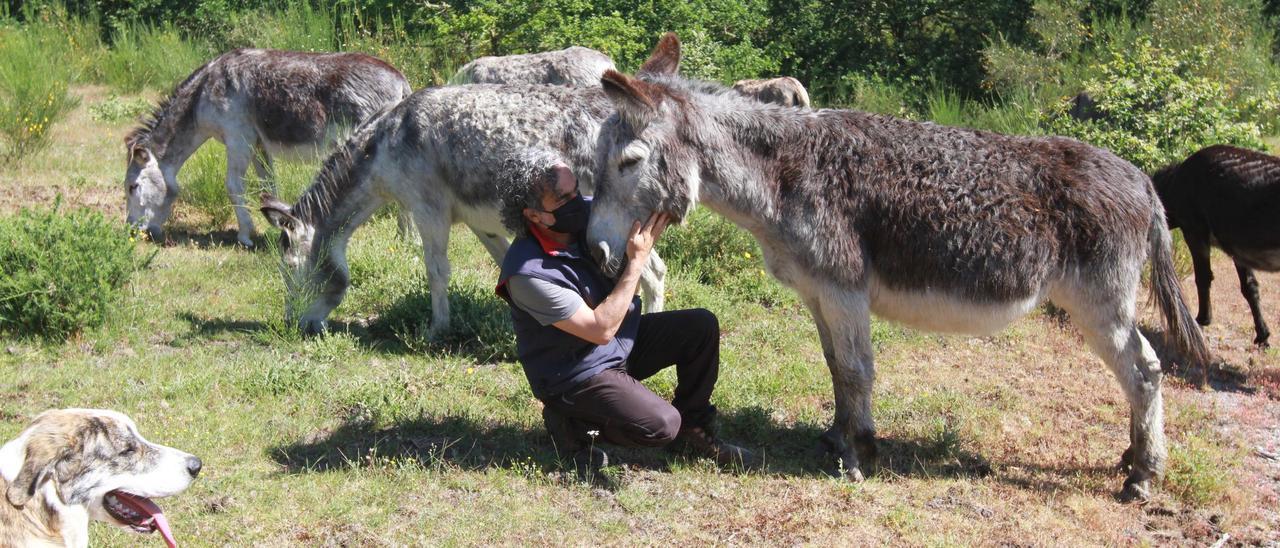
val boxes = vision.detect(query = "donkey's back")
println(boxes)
[209,48,413,147]
[451,46,615,87]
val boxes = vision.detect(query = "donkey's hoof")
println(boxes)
[1118,478,1151,504]
[1254,335,1270,349]
[237,236,256,249]
[839,462,866,482]
[1117,446,1134,471]
[1196,314,1212,327]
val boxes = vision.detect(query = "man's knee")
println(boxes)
[627,404,681,447]
[651,405,682,445]
[689,307,718,333]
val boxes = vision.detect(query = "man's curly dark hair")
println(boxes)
[498,148,565,239]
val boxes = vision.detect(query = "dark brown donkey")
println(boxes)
[1154,144,1280,347]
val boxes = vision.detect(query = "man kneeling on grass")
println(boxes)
[495,150,756,473]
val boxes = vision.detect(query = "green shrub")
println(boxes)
[1166,433,1238,506]
[1045,38,1270,171]
[657,207,791,306]
[88,93,151,122]
[0,16,80,161]
[0,200,142,339]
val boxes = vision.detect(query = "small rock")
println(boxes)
[5,347,15,354]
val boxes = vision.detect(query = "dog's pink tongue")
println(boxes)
[151,512,177,548]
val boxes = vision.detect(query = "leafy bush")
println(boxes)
[1045,38,1270,171]
[88,93,150,122]
[0,201,142,339]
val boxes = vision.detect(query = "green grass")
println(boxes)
[0,45,1274,548]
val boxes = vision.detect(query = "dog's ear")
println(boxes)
[5,435,59,507]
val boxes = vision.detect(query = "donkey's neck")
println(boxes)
[691,102,842,230]
[294,140,385,248]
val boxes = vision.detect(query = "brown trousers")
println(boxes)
[541,308,720,448]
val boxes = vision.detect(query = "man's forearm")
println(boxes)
[591,255,647,338]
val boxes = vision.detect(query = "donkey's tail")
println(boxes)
[1147,201,1210,369]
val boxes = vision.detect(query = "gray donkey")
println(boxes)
[586,35,1209,501]
[257,81,669,337]
[124,48,412,247]
[732,77,811,107]
[450,46,615,86]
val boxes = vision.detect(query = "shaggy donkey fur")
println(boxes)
[1154,144,1280,349]
[586,34,1209,501]
[732,77,811,108]
[258,83,668,336]
[124,48,412,247]
[450,46,615,87]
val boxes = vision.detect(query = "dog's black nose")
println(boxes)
[186,456,203,478]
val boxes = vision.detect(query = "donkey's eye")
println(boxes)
[618,156,640,170]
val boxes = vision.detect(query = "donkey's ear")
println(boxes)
[130,146,150,165]
[637,32,680,77]
[601,70,665,132]
[259,192,298,231]
[5,434,58,507]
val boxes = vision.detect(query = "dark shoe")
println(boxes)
[672,426,758,469]
[542,405,586,453]
[571,446,609,477]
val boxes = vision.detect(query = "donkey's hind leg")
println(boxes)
[804,285,877,480]
[412,207,453,339]
[1052,282,1166,502]
[639,251,667,312]
[1234,260,1270,347]
[224,138,258,248]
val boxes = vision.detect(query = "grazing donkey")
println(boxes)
[124,48,412,247]
[1154,144,1280,348]
[450,46,615,87]
[257,82,669,337]
[732,77,811,108]
[585,35,1209,500]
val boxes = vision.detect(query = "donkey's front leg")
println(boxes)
[639,251,667,313]
[414,210,453,339]
[225,141,258,248]
[807,288,877,480]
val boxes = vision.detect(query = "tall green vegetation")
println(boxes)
[0,7,85,160]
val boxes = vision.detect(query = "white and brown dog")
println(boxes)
[0,409,200,548]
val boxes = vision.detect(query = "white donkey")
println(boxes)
[258,79,672,337]
[587,34,1209,501]
[450,46,615,87]
[124,48,412,247]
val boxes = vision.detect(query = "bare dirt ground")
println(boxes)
[1174,260,1280,546]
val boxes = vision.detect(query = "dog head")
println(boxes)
[0,409,200,546]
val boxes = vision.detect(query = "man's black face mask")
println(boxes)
[548,194,590,234]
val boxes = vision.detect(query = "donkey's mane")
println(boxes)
[291,105,391,225]
[124,59,215,152]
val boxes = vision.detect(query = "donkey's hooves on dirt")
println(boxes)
[1196,314,1212,327]
[236,236,256,249]
[1118,479,1152,504]
[1253,336,1269,349]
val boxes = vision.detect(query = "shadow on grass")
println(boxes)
[269,405,998,486]
[174,283,514,364]
[717,406,994,480]
[1139,325,1254,394]
[153,225,270,250]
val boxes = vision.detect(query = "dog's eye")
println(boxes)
[119,444,137,457]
